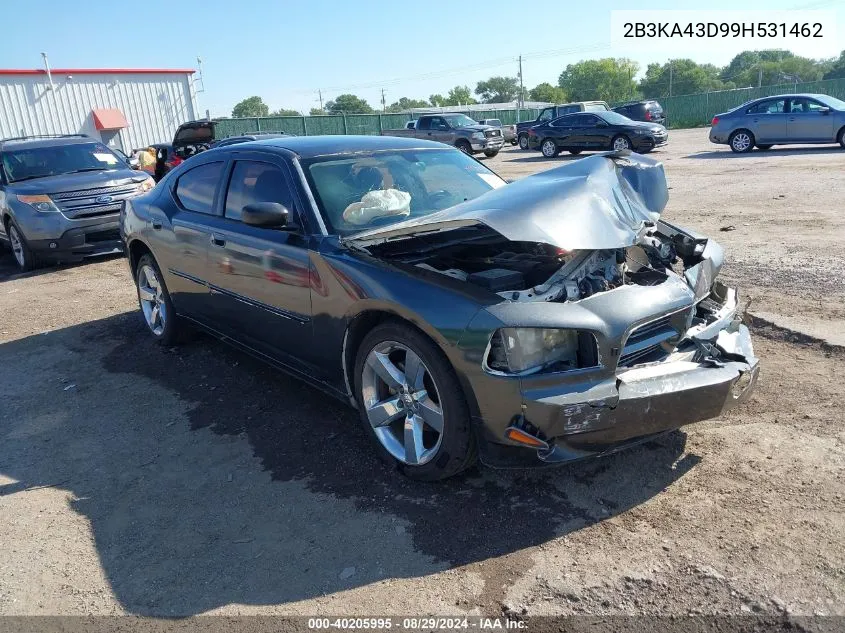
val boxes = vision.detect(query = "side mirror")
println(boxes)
[819,106,831,114]
[242,202,295,229]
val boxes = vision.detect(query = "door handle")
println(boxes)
[210,234,226,247]
[788,117,796,121]
[152,221,162,230]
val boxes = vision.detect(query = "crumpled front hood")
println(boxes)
[346,151,669,250]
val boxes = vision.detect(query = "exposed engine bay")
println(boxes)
[370,221,708,304]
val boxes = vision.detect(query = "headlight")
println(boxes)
[136,177,155,193]
[471,132,485,140]
[486,328,590,375]
[15,194,60,213]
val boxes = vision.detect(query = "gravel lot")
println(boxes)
[0,129,843,618]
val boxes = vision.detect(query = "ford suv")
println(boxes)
[0,135,154,271]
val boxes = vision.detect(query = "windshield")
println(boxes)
[2,142,124,183]
[584,103,609,111]
[443,114,480,128]
[302,148,506,235]
[486,119,502,126]
[599,111,637,125]
[817,94,845,110]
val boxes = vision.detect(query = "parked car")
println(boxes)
[529,111,668,157]
[172,120,218,159]
[516,101,611,149]
[405,121,416,130]
[477,118,517,145]
[133,143,182,182]
[382,113,505,157]
[0,134,154,271]
[121,135,757,480]
[211,133,291,148]
[709,93,845,153]
[613,100,666,126]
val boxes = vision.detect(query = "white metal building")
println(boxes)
[0,67,198,152]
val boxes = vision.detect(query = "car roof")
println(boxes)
[0,135,95,150]
[753,93,827,100]
[212,134,450,158]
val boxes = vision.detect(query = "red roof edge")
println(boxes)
[0,68,195,75]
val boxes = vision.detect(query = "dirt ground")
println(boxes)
[0,129,843,618]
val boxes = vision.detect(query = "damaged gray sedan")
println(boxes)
[122,136,758,481]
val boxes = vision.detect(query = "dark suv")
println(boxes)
[0,134,154,271]
[612,100,666,126]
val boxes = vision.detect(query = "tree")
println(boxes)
[445,85,477,105]
[310,107,328,116]
[720,50,827,87]
[387,97,430,113]
[475,76,521,103]
[529,82,567,103]
[325,94,373,114]
[429,94,445,106]
[639,59,732,98]
[824,50,845,79]
[558,58,639,103]
[271,108,301,116]
[232,96,269,118]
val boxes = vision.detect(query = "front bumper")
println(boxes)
[471,137,505,152]
[28,218,124,259]
[462,283,759,468]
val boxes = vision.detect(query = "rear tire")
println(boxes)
[729,129,754,153]
[353,321,476,481]
[456,140,472,154]
[568,149,582,155]
[6,218,36,272]
[541,139,560,158]
[837,127,845,149]
[134,253,184,346]
[518,134,530,150]
[483,149,499,158]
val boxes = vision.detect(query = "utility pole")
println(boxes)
[517,55,524,122]
[668,61,673,97]
[758,68,763,88]
[381,89,387,113]
[316,89,323,112]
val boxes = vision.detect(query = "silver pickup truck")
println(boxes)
[382,113,505,157]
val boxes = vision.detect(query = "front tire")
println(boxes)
[837,127,845,149]
[483,149,499,158]
[135,253,183,346]
[611,135,631,151]
[541,139,560,158]
[518,134,530,150]
[455,140,472,154]
[729,129,754,153]
[353,322,476,481]
[6,219,36,272]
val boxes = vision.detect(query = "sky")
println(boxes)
[0,0,842,118]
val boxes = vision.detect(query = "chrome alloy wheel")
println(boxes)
[613,136,630,151]
[731,132,751,152]
[9,225,25,267]
[361,341,444,465]
[137,264,167,336]
[541,140,557,157]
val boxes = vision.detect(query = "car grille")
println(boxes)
[50,184,139,219]
[484,129,501,138]
[618,312,685,367]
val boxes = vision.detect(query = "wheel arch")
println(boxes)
[836,124,845,143]
[127,238,153,275]
[340,306,481,422]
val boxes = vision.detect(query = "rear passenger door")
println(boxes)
[205,153,316,372]
[745,99,787,143]
[164,159,226,321]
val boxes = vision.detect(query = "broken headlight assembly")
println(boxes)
[485,328,598,375]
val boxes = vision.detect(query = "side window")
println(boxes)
[174,161,224,214]
[416,117,431,131]
[537,108,554,122]
[430,117,447,130]
[224,161,293,221]
[789,98,824,113]
[567,114,590,127]
[747,99,785,114]
[550,116,573,128]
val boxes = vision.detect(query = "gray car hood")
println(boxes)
[345,151,669,251]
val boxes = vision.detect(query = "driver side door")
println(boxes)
[205,153,317,374]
